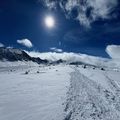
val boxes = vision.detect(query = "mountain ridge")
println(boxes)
[0,47,48,64]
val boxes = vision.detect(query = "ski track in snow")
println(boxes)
[64,67,120,120]
[0,64,120,120]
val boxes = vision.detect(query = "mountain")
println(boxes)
[0,47,102,67]
[0,47,48,64]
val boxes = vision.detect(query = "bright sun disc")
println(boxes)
[45,16,55,28]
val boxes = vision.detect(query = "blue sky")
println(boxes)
[0,0,120,58]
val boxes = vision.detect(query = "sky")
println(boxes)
[0,0,120,58]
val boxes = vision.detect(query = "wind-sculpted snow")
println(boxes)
[64,68,120,120]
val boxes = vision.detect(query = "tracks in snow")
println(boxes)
[64,68,120,120]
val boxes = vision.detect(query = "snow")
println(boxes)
[64,65,120,120]
[0,61,39,67]
[0,64,72,120]
[0,62,120,120]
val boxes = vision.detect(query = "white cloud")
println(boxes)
[106,45,120,59]
[17,39,33,48]
[41,0,118,27]
[0,43,4,47]
[26,51,108,66]
[40,0,57,9]
[50,47,63,52]
[25,45,120,68]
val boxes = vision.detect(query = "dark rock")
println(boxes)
[0,47,48,64]
[101,68,105,71]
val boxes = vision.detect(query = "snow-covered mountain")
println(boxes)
[1,47,120,70]
[26,51,120,69]
[0,47,100,67]
[0,47,48,64]
[0,47,120,120]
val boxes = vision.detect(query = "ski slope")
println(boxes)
[0,63,120,120]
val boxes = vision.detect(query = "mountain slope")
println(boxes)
[0,47,48,64]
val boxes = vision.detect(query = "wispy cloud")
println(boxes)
[50,47,63,52]
[39,0,58,9]
[17,39,33,48]
[106,45,120,59]
[0,43,4,47]
[40,0,118,27]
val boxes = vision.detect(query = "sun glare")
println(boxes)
[44,16,55,28]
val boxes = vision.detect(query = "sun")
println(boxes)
[44,16,55,28]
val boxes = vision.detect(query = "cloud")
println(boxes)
[50,47,63,52]
[40,0,118,27]
[39,0,58,9]
[106,45,120,59]
[0,43,4,47]
[26,45,120,68]
[26,51,108,66]
[17,39,33,48]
